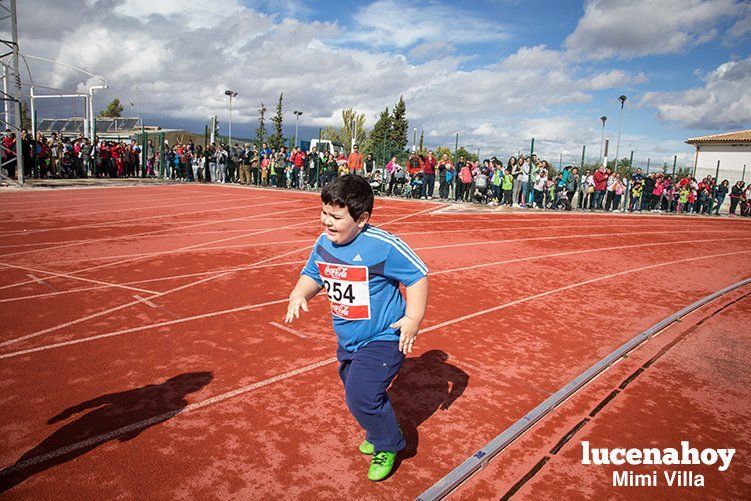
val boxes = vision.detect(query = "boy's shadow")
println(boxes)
[390,350,468,465]
[0,371,213,493]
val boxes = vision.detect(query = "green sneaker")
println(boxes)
[359,439,375,455]
[368,451,396,481]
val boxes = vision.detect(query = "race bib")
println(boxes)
[316,261,370,320]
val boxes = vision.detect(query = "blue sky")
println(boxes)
[18,0,751,167]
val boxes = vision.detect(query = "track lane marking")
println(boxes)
[2,243,749,358]
[0,356,338,476]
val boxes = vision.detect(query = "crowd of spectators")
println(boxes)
[2,130,749,217]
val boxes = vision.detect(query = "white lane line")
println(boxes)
[0,298,290,359]
[3,241,749,359]
[269,321,308,339]
[20,220,697,267]
[0,197,293,255]
[2,263,160,295]
[132,294,159,308]
[0,203,439,351]
[2,191,241,221]
[2,229,747,306]
[46,226,745,273]
[0,356,337,476]
[26,274,57,292]
[431,236,751,275]
[420,249,751,335]
[0,218,318,348]
[0,204,317,292]
[0,194,273,238]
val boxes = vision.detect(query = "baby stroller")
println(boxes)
[389,167,408,197]
[473,174,490,204]
[368,169,384,195]
[409,172,424,199]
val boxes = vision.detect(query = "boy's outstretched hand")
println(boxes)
[391,315,420,354]
[285,295,309,323]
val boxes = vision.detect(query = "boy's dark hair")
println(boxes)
[321,175,374,221]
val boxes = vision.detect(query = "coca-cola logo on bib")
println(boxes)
[324,265,348,279]
[331,304,351,317]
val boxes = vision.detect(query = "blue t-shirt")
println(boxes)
[301,225,428,352]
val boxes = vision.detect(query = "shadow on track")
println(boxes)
[0,371,213,493]
[390,350,468,473]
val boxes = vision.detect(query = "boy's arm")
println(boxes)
[285,275,323,323]
[390,276,429,354]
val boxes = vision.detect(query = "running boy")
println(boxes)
[285,175,429,481]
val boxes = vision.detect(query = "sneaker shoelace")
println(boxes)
[372,452,390,466]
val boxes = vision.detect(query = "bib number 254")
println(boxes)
[323,279,355,303]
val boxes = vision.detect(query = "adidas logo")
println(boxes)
[353,254,363,262]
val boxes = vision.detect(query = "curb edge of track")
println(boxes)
[416,276,751,501]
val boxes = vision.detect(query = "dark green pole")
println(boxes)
[714,160,720,181]
[140,125,147,177]
[580,145,586,171]
[671,155,677,177]
[526,137,535,204]
[159,132,165,178]
[204,124,208,149]
[92,116,97,177]
[318,127,322,141]
[742,164,746,183]
[381,126,387,168]
[646,157,650,173]
[624,150,634,212]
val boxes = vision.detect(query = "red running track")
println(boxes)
[0,183,750,498]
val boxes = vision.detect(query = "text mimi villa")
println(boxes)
[581,441,735,488]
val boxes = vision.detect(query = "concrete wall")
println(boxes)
[693,143,751,183]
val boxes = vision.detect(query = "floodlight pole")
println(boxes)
[599,116,607,164]
[224,89,237,146]
[293,110,303,147]
[613,95,626,172]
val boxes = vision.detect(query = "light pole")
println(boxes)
[224,89,237,146]
[293,110,303,147]
[613,95,627,173]
[599,115,607,164]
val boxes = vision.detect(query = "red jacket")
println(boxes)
[593,169,608,191]
[423,155,436,175]
[292,151,306,167]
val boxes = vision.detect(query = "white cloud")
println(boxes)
[565,0,743,59]
[12,0,722,167]
[351,0,509,48]
[640,56,751,129]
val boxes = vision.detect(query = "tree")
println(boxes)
[322,108,368,154]
[435,146,453,162]
[389,95,409,152]
[20,100,31,130]
[607,156,634,178]
[269,92,285,149]
[456,146,478,163]
[99,98,124,117]
[255,103,267,146]
[367,107,395,166]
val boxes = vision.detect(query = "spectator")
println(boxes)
[437,153,453,201]
[348,144,363,176]
[729,181,745,215]
[421,150,436,199]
